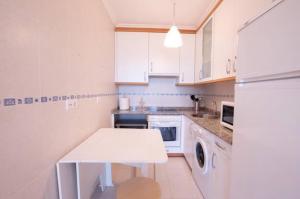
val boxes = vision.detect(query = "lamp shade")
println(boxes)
[164,25,183,48]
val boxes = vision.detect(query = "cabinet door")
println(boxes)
[115,32,149,83]
[149,33,180,76]
[195,28,203,83]
[183,117,193,168]
[213,0,238,79]
[179,34,195,84]
[212,140,232,199]
[202,18,214,81]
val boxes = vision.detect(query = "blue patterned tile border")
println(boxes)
[1,92,234,107]
[118,92,234,98]
[1,92,119,107]
[4,98,16,106]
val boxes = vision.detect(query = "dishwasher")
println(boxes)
[114,114,148,129]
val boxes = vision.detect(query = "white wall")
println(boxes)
[0,0,116,198]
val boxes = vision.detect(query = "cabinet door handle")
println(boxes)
[150,62,153,72]
[232,56,237,73]
[181,73,185,82]
[226,59,231,74]
[199,69,203,79]
[212,152,216,169]
[215,141,226,151]
[144,72,147,82]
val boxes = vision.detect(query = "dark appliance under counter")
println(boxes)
[114,114,148,129]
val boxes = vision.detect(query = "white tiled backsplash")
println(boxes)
[201,80,235,111]
[118,78,201,107]
[117,77,235,109]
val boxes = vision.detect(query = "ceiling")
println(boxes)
[102,0,214,29]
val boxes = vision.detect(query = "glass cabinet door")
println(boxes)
[202,18,213,79]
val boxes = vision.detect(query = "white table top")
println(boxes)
[59,128,168,164]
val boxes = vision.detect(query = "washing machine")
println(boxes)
[192,125,214,199]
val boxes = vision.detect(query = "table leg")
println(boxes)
[56,163,63,199]
[154,164,156,181]
[104,163,114,187]
[76,162,81,199]
[140,163,149,177]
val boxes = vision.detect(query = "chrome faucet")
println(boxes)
[195,101,199,113]
[212,101,217,114]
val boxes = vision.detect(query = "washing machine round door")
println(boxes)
[195,138,209,174]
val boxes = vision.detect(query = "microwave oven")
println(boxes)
[220,101,234,130]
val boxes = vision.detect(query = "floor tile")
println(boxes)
[93,157,204,199]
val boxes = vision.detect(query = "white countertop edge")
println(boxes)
[58,159,168,164]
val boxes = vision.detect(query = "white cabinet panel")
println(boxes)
[183,116,194,168]
[212,138,232,199]
[179,34,195,84]
[237,0,300,82]
[195,17,214,83]
[202,18,214,81]
[213,0,237,79]
[115,32,149,83]
[195,28,203,83]
[149,33,180,76]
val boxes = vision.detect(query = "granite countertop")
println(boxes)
[112,107,233,145]
[183,111,233,145]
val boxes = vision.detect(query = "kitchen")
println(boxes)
[1,0,299,199]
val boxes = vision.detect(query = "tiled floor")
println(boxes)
[93,157,204,199]
[156,157,204,199]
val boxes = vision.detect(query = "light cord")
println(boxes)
[172,1,176,25]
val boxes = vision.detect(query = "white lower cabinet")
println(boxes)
[183,116,232,199]
[211,137,232,199]
[183,116,194,168]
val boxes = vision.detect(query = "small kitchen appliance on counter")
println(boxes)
[119,96,130,110]
[220,101,234,130]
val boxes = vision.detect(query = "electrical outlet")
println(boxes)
[65,99,78,111]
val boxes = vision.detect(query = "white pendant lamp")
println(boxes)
[164,1,183,48]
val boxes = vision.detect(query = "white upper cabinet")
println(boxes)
[213,0,238,79]
[195,28,203,83]
[195,17,214,82]
[115,32,149,83]
[149,33,180,76]
[179,34,195,84]
[202,18,214,81]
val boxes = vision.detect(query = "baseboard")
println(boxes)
[167,153,184,157]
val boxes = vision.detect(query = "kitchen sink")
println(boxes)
[191,113,219,119]
[191,113,205,118]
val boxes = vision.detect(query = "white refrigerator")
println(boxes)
[231,0,300,199]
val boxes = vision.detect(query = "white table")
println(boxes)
[56,128,168,199]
